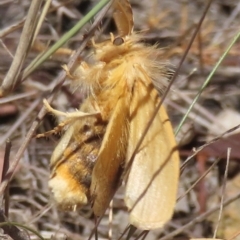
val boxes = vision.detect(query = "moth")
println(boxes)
[44,0,179,230]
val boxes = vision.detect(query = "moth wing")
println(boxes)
[125,81,179,230]
[50,123,75,168]
[91,94,129,216]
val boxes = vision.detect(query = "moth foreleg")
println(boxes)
[43,99,100,119]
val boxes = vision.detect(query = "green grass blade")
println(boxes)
[175,30,240,136]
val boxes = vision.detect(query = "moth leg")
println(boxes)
[91,38,97,48]
[38,99,101,138]
[62,64,74,80]
[36,117,74,138]
[43,99,100,119]
[62,62,90,81]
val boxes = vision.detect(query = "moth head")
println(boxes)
[93,33,139,63]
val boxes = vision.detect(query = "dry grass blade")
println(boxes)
[0,99,40,146]
[0,0,44,97]
[32,0,52,43]
[0,98,41,195]
[181,122,240,171]
[228,230,240,240]
[160,191,240,240]
[2,140,11,218]
[178,158,221,202]
[0,18,25,38]
[213,149,230,238]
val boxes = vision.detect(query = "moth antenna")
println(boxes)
[113,0,134,37]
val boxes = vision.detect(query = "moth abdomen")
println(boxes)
[49,118,107,211]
